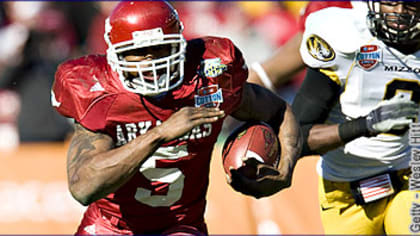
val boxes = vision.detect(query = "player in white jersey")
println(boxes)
[293,1,420,234]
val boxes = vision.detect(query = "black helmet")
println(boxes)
[367,1,420,44]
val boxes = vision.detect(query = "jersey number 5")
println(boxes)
[135,145,187,207]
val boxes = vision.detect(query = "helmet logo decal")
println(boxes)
[202,58,227,78]
[306,34,335,62]
[356,45,382,70]
[132,28,164,45]
[195,85,223,108]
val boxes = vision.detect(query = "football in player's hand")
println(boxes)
[222,121,281,179]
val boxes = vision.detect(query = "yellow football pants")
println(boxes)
[318,169,420,234]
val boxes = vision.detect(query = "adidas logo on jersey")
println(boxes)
[50,91,61,107]
[90,81,105,92]
[84,224,96,234]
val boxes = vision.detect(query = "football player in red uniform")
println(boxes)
[52,1,302,235]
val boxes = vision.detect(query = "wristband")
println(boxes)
[251,62,274,91]
[338,117,371,143]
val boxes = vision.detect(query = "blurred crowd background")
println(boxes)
[0,1,308,150]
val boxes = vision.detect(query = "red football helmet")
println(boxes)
[105,1,186,96]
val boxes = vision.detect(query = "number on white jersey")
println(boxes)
[384,78,420,103]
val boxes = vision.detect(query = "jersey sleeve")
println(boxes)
[52,56,115,131]
[299,7,364,87]
[202,37,248,114]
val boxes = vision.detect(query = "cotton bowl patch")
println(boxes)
[356,45,381,70]
[194,85,223,108]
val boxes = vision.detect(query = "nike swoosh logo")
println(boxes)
[321,206,334,211]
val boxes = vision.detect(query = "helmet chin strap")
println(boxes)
[150,91,168,100]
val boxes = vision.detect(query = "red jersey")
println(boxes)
[53,37,247,233]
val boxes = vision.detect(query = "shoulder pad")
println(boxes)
[195,37,248,91]
[201,36,238,66]
[187,37,248,113]
[52,55,112,123]
[300,7,369,68]
[299,1,353,31]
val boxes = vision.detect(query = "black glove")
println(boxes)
[228,158,290,199]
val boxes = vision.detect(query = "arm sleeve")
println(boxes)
[291,67,341,155]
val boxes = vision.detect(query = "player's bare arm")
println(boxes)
[305,124,341,154]
[291,68,345,155]
[230,82,302,198]
[248,32,304,90]
[232,83,302,170]
[67,123,163,206]
[306,96,419,155]
[67,107,224,206]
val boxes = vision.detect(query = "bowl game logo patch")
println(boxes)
[202,58,227,78]
[356,45,382,70]
[306,34,335,62]
[195,85,223,108]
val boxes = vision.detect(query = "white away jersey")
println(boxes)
[300,6,419,181]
